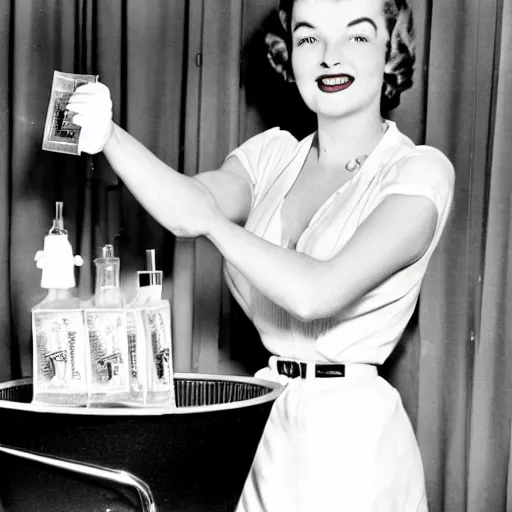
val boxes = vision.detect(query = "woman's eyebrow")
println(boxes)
[293,21,315,32]
[293,17,377,33]
[347,17,378,31]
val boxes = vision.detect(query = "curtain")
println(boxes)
[466,2,512,511]
[417,0,509,509]
[0,2,12,383]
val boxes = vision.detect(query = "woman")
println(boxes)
[67,0,454,510]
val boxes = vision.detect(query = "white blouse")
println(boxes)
[224,120,455,365]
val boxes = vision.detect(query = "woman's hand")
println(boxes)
[66,82,113,154]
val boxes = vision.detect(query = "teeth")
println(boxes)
[321,76,350,86]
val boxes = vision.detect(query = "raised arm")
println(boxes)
[67,83,253,226]
[104,123,253,226]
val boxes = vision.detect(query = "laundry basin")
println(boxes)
[0,374,282,512]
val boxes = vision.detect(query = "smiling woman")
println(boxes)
[271,0,415,112]
[64,0,454,509]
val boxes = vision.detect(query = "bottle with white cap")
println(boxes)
[128,249,174,406]
[31,202,88,406]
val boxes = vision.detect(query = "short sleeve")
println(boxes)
[225,127,299,188]
[375,146,455,227]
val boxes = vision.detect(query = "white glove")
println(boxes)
[66,81,113,155]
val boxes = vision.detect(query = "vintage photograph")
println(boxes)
[0,0,510,511]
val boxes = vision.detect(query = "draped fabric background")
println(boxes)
[466,4,512,511]
[417,0,510,510]
[0,0,511,510]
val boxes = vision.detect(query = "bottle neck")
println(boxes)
[45,288,73,301]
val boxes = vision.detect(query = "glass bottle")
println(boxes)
[32,202,87,406]
[83,244,131,405]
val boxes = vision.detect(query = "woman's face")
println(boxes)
[290,0,388,120]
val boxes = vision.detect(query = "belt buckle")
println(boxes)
[276,360,303,379]
[315,364,346,378]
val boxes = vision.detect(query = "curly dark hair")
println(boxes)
[266,0,415,112]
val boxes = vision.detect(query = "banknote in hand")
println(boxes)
[42,70,99,155]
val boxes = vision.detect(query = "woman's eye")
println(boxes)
[349,35,369,43]
[297,36,317,46]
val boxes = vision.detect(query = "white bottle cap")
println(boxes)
[38,234,82,289]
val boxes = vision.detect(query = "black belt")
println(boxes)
[276,360,346,379]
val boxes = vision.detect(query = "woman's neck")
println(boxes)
[314,111,386,172]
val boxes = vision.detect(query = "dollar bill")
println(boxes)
[42,70,98,155]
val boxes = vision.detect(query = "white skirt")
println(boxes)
[236,365,428,512]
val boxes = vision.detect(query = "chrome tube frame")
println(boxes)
[0,444,157,512]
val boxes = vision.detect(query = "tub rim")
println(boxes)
[0,373,283,416]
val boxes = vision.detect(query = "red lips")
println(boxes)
[316,74,354,93]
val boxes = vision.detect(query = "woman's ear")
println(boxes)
[265,11,295,83]
[265,32,294,82]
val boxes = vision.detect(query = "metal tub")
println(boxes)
[0,374,282,512]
